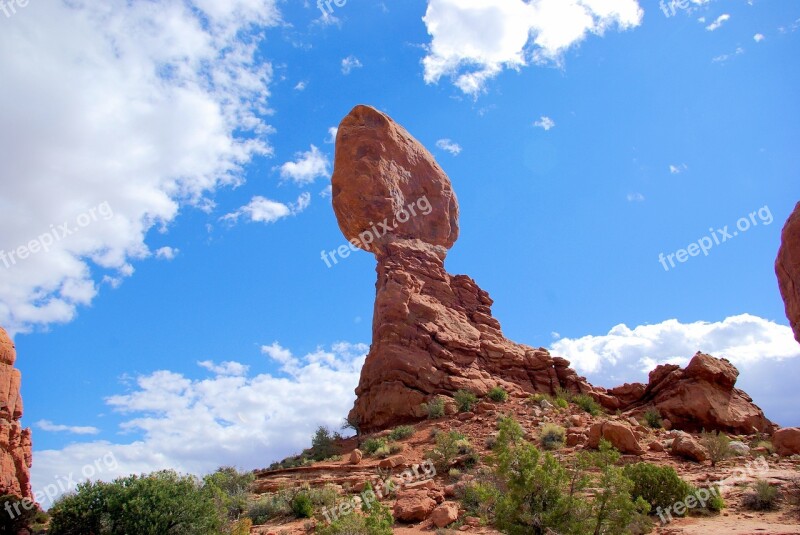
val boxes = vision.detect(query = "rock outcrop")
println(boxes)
[332,106,600,431]
[332,105,775,435]
[610,352,773,435]
[776,202,800,344]
[0,327,32,500]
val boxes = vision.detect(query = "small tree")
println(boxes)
[701,431,732,467]
[487,386,509,403]
[422,397,445,419]
[454,390,478,412]
[311,426,338,461]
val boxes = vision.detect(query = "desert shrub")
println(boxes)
[460,481,500,520]
[707,487,725,512]
[388,425,415,441]
[755,440,774,456]
[373,444,392,459]
[573,394,602,416]
[0,495,45,535]
[247,493,290,524]
[318,501,393,535]
[540,423,566,451]
[487,386,508,403]
[48,470,222,535]
[230,518,252,535]
[528,393,552,404]
[422,397,446,419]
[454,390,478,412]
[362,437,387,456]
[623,463,694,513]
[204,466,255,521]
[426,431,472,471]
[701,431,732,467]
[644,409,662,429]
[554,397,569,409]
[307,485,338,509]
[311,426,340,461]
[742,480,779,511]
[291,492,314,518]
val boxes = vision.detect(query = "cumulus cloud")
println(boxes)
[0,0,280,335]
[533,116,556,130]
[221,193,311,224]
[753,33,765,42]
[35,420,100,435]
[32,341,368,505]
[325,127,339,144]
[706,13,730,31]
[154,247,179,261]
[669,164,688,174]
[197,360,250,376]
[436,139,462,156]
[422,0,643,95]
[626,193,645,202]
[279,145,331,185]
[341,56,363,75]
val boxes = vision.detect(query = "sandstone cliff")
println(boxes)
[0,327,32,500]
[777,201,800,344]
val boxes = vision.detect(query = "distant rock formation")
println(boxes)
[776,202,800,344]
[0,327,32,500]
[331,105,775,434]
[611,352,773,435]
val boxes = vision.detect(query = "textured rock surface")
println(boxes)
[772,427,800,456]
[333,105,775,434]
[0,327,32,500]
[671,433,708,463]
[611,353,773,435]
[777,202,800,344]
[587,421,644,455]
[393,489,437,522]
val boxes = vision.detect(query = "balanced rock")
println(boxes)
[776,202,800,344]
[610,352,773,435]
[0,326,32,500]
[332,106,601,431]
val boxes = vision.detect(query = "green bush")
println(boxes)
[230,518,252,535]
[573,394,602,416]
[388,425,415,441]
[742,480,779,511]
[707,487,725,512]
[623,463,694,513]
[247,490,292,524]
[203,466,255,521]
[454,390,478,412]
[318,501,394,535]
[422,397,446,419]
[362,437,387,456]
[48,470,222,535]
[311,426,340,461]
[426,431,472,471]
[540,423,566,451]
[291,492,314,518]
[554,397,569,409]
[644,409,662,429]
[487,386,508,403]
[701,431,732,467]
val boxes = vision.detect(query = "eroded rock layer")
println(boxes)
[0,326,32,500]
[776,202,800,344]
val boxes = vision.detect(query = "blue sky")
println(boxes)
[1,0,799,506]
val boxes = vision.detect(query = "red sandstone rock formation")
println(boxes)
[332,106,606,431]
[610,352,773,435]
[332,105,774,434]
[0,326,32,500]
[776,202,800,344]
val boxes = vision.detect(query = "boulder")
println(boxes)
[587,421,644,455]
[773,427,800,456]
[430,501,459,527]
[349,449,363,465]
[776,202,800,344]
[671,434,708,463]
[393,489,437,522]
[728,441,750,457]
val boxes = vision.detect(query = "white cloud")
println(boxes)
[31,342,367,506]
[712,46,744,63]
[319,184,333,198]
[753,33,765,42]
[154,247,179,261]
[221,193,311,225]
[669,163,688,174]
[533,116,556,130]
[341,56,363,75]
[325,127,339,144]
[436,139,463,156]
[279,145,331,185]
[0,0,280,335]
[294,81,307,91]
[197,360,250,376]
[626,192,645,202]
[36,420,100,435]
[706,13,730,31]
[422,0,643,95]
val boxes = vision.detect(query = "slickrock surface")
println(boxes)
[777,201,800,343]
[0,326,32,500]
